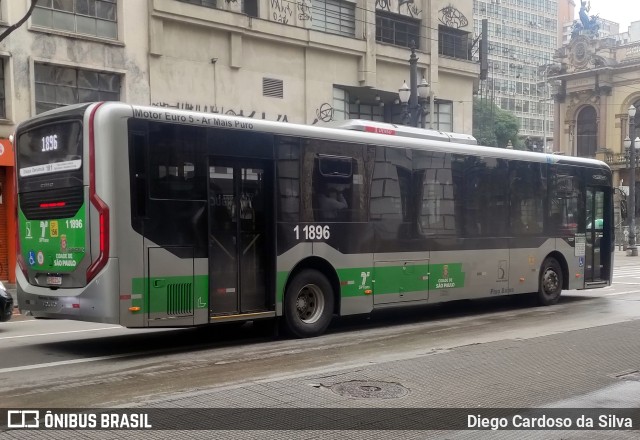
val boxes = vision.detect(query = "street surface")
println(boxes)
[1,250,639,439]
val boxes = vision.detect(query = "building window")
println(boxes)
[34,63,121,114]
[33,0,118,39]
[349,102,384,122]
[243,0,258,17]
[312,0,355,37]
[176,0,217,8]
[576,105,597,158]
[376,11,420,48]
[0,59,5,119]
[332,88,349,121]
[438,25,470,60]
[426,101,453,132]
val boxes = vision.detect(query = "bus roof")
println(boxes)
[321,119,478,145]
[17,102,611,172]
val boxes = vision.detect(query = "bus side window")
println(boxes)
[313,155,352,221]
[129,132,147,219]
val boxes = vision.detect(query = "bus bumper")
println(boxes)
[16,258,120,325]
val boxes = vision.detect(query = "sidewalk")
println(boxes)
[613,248,640,267]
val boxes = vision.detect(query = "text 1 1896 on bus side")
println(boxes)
[293,225,331,240]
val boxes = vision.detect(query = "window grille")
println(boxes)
[375,12,420,49]
[34,63,121,114]
[312,0,356,37]
[33,0,118,39]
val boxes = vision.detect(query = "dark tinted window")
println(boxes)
[414,151,457,236]
[509,161,545,235]
[370,146,412,222]
[147,123,207,201]
[277,136,371,223]
[452,155,509,237]
[548,165,585,235]
[276,136,301,222]
[295,139,367,223]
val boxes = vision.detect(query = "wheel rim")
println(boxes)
[295,283,325,324]
[542,267,560,296]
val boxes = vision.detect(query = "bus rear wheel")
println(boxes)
[537,257,563,306]
[283,269,334,338]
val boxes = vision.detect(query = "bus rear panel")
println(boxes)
[16,103,119,324]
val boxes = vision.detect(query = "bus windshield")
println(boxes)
[17,121,83,180]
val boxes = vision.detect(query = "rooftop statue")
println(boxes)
[572,1,600,39]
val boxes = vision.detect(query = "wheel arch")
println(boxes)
[542,251,569,290]
[283,257,341,315]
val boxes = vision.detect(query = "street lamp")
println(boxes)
[398,40,430,128]
[627,104,637,257]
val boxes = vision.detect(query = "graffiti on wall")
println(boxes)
[151,101,338,125]
[376,0,391,11]
[400,0,421,18]
[439,6,468,28]
[376,0,421,18]
[311,102,334,125]
[151,101,289,122]
[271,0,293,24]
[297,0,312,21]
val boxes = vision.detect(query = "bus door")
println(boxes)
[208,159,271,315]
[584,186,611,285]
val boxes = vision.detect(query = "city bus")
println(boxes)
[15,102,614,337]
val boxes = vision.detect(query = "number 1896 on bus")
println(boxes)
[293,225,331,240]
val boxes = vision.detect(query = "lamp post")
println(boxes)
[398,40,430,128]
[627,104,637,257]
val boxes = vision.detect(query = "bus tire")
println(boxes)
[283,269,334,338]
[537,257,563,306]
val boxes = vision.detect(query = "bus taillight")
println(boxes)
[86,102,109,282]
[39,201,66,208]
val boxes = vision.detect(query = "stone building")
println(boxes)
[552,33,640,187]
[0,0,479,282]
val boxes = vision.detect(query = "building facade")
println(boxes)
[473,0,559,150]
[552,34,640,194]
[0,0,479,282]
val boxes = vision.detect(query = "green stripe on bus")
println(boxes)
[276,263,464,300]
[134,263,464,313]
[132,275,208,314]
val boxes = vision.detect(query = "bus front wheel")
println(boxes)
[537,257,563,306]
[283,269,334,338]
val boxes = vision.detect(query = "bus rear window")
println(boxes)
[17,121,83,178]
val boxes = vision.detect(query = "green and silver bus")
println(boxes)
[15,102,613,337]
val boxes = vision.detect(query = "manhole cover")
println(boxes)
[330,381,409,399]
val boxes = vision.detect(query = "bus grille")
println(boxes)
[167,283,193,316]
[20,186,84,220]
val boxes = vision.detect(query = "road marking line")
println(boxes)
[605,289,640,296]
[0,327,119,340]
[0,353,135,374]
